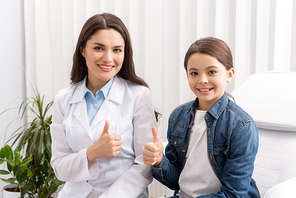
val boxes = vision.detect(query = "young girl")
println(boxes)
[50,13,159,198]
[142,37,260,197]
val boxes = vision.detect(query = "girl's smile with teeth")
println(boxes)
[198,88,213,92]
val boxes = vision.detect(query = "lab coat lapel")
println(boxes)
[90,99,112,128]
[70,81,92,139]
[90,76,125,128]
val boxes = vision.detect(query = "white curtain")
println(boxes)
[24,0,296,140]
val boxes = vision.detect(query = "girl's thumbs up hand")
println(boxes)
[142,127,164,167]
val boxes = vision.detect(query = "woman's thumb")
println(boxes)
[102,120,109,135]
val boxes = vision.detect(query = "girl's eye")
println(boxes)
[191,72,198,76]
[209,71,216,74]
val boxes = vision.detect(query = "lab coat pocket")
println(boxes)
[64,125,92,152]
[59,181,92,197]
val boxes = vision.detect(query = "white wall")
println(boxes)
[0,0,26,193]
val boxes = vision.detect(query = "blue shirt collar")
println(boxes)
[83,76,114,99]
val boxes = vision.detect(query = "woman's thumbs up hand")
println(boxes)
[87,120,122,166]
[142,127,164,167]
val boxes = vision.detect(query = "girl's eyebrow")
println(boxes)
[188,68,198,71]
[206,65,219,70]
[188,65,218,71]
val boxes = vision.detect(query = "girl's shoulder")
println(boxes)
[225,99,254,123]
[169,100,195,121]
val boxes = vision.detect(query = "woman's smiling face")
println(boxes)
[81,28,125,90]
[186,52,234,111]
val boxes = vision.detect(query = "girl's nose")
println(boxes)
[102,51,112,63]
[198,75,209,84]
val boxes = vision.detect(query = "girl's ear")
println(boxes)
[226,68,235,83]
[80,46,85,57]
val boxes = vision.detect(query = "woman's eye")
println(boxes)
[114,49,123,53]
[94,47,103,50]
[191,72,198,76]
[209,71,216,74]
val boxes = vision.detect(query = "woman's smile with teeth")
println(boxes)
[98,64,113,69]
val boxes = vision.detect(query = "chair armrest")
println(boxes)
[264,177,296,198]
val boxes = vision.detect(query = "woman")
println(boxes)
[50,13,158,198]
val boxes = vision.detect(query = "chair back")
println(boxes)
[231,72,296,197]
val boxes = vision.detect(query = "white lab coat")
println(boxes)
[50,76,156,198]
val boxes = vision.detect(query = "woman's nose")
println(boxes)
[102,51,112,63]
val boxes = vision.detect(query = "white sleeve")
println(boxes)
[99,87,156,197]
[50,92,99,182]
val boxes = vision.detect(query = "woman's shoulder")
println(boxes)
[54,82,82,104]
[116,76,150,95]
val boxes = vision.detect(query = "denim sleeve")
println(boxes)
[198,121,259,198]
[151,150,182,191]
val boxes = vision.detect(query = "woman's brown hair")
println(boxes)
[70,13,161,120]
[71,13,146,86]
[184,37,235,102]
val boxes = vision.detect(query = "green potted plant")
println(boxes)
[4,90,64,198]
[0,144,32,198]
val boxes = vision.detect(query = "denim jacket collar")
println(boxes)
[189,92,228,120]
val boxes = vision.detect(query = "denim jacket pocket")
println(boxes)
[170,134,182,147]
[213,144,228,170]
[169,119,188,147]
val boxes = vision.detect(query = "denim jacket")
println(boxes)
[152,93,260,198]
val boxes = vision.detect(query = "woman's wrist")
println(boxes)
[87,145,96,166]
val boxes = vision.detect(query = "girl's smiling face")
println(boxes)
[186,52,234,111]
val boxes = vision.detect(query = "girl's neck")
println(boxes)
[197,104,210,111]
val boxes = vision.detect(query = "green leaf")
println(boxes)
[1,177,16,184]
[20,164,27,173]
[0,147,5,158]
[7,159,15,167]
[39,192,47,198]
[19,172,27,183]
[7,162,13,172]
[27,169,33,177]
[21,158,32,166]
[0,169,10,175]
[14,147,21,164]
[4,145,13,160]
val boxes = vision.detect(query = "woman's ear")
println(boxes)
[226,68,235,83]
[80,46,85,57]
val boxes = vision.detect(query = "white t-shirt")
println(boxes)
[178,110,221,198]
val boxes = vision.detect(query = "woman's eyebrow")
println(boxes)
[91,42,124,48]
